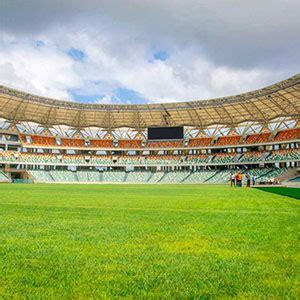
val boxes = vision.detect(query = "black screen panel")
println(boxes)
[148,126,183,140]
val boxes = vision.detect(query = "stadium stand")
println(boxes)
[0,74,299,185]
[20,134,56,146]
[265,149,300,161]
[30,170,55,182]
[25,167,294,184]
[119,140,142,148]
[212,153,236,164]
[0,170,10,182]
[182,170,217,184]
[125,170,152,183]
[0,150,299,166]
[145,155,181,165]
[189,137,213,147]
[239,151,264,163]
[159,170,190,183]
[102,170,125,183]
[61,138,85,148]
[147,141,183,148]
[17,128,300,150]
[288,176,300,182]
[245,132,271,144]
[147,171,165,183]
[207,169,231,184]
[215,135,241,146]
[90,139,113,148]
[186,154,210,164]
[273,128,300,142]
[91,155,114,165]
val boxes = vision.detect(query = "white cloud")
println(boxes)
[0,33,80,100]
[0,1,298,104]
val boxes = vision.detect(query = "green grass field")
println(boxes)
[256,186,300,200]
[0,184,299,298]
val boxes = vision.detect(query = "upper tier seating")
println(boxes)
[215,135,241,146]
[147,141,183,148]
[119,140,142,148]
[20,134,56,146]
[189,137,213,147]
[17,127,299,150]
[274,128,300,142]
[61,138,85,148]
[245,132,271,144]
[90,139,113,148]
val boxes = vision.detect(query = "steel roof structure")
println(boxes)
[0,74,299,130]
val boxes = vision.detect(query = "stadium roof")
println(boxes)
[0,74,299,130]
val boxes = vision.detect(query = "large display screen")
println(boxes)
[148,126,184,140]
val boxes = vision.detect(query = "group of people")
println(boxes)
[230,171,256,187]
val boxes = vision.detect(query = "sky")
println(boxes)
[0,0,299,104]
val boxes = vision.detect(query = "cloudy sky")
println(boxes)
[0,0,299,104]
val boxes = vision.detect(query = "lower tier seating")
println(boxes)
[0,170,10,182]
[26,168,289,184]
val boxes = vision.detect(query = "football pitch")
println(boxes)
[0,184,299,298]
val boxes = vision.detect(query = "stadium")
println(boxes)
[0,75,299,185]
[0,75,300,298]
[1,1,300,298]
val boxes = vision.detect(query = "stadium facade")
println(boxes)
[0,74,299,184]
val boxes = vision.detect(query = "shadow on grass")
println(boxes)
[255,186,300,200]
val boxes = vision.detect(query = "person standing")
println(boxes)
[230,171,235,187]
[246,172,251,187]
[252,175,256,186]
[240,172,243,187]
[236,171,242,187]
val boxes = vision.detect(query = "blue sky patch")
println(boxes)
[69,87,148,104]
[69,89,103,102]
[115,88,148,104]
[33,40,45,48]
[67,48,86,61]
[153,50,169,61]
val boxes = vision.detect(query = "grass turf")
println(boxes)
[255,186,300,200]
[0,184,299,298]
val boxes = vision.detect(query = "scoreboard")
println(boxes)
[147,126,183,140]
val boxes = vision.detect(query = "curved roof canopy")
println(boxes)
[0,74,299,130]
